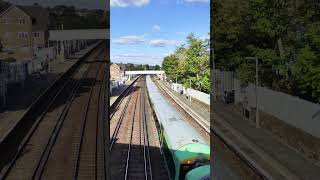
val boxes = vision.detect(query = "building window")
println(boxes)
[33,32,40,38]
[18,32,28,39]
[18,18,26,24]
[0,18,8,24]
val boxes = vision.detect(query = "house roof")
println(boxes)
[0,5,49,31]
[17,5,49,31]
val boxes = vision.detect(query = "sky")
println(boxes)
[111,0,209,66]
[6,0,209,66]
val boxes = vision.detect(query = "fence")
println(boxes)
[34,47,55,60]
[171,83,184,93]
[214,69,234,97]
[170,82,210,105]
[234,79,320,138]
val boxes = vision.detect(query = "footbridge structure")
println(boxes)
[48,29,109,62]
[125,70,165,80]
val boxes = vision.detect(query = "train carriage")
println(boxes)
[146,75,210,180]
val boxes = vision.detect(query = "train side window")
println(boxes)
[163,140,175,179]
[159,125,164,145]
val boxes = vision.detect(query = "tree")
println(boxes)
[212,0,320,102]
[154,65,160,70]
[162,34,210,93]
[162,55,179,81]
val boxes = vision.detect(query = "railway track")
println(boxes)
[0,42,107,180]
[110,76,166,180]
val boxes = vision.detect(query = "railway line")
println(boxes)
[110,76,168,180]
[0,42,107,180]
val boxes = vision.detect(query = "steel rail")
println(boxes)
[109,78,142,150]
[32,47,104,180]
[0,45,104,180]
[73,60,105,180]
[141,78,153,180]
[109,75,141,119]
[142,79,148,180]
[95,60,107,180]
[124,80,141,180]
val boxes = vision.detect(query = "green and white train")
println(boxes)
[146,76,210,180]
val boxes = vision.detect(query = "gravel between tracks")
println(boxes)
[110,77,168,180]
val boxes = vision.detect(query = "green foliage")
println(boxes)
[49,6,107,30]
[126,64,151,71]
[162,55,179,81]
[213,0,320,102]
[3,57,16,63]
[0,0,10,12]
[154,65,160,70]
[293,46,320,101]
[162,34,210,93]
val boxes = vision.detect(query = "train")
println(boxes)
[146,75,210,180]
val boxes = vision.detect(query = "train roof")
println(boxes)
[146,76,208,151]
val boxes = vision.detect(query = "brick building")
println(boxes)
[110,63,124,81]
[0,4,49,62]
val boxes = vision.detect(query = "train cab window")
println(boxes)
[179,164,192,180]
[179,159,210,180]
[163,140,175,179]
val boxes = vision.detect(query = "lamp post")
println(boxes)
[189,79,192,102]
[245,57,259,128]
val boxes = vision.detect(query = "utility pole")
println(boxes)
[245,57,259,128]
[255,57,259,128]
[189,79,192,102]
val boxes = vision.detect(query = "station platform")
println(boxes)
[212,100,320,179]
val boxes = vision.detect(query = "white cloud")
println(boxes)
[164,51,174,57]
[111,53,164,65]
[200,33,210,40]
[112,36,145,44]
[149,39,181,47]
[111,0,150,7]
[112,36,182,48]
[152,25,161,31]
[176,31,187,36]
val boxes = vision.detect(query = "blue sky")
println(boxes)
[111,0,209,66]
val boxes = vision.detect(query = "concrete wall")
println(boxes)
[234,79,320,138]
[49,29,109,41]
[187,88,210,105]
